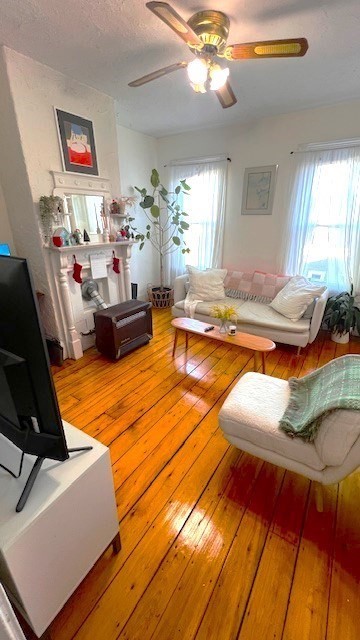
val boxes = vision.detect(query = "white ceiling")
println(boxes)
[1,0,360,137]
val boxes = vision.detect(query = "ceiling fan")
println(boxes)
[128,2,308,109]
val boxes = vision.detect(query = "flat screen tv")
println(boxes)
[0,256,91,512]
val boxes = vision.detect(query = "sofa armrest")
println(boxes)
[173,274,188,304]
[308,289,329,343]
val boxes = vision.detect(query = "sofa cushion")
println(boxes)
[314,409,360,466]
[187,266,227,301]
[219,373,325,471]
[237,301,310,333]
[270,276,326,321]
[174,297,246,316]
[174,298,310,333]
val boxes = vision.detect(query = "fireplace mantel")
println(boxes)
[45,242,136,360]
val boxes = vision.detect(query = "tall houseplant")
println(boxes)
[323,288,360,343]
[133,169,191,308]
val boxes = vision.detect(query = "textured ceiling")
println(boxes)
[1,0,360,137]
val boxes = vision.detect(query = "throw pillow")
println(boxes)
[187,265,227,301]
[224,270,291,303]
[252,271,291,299]
[270,275,326,322]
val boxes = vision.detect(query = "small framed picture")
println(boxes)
[55,109,98,175]
[241,165,278,215]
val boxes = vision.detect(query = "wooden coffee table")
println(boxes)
[171,317,275,374]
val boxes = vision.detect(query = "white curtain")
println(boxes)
[164,159,227,286]
[282,146,360,293]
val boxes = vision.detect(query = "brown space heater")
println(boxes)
[94,300,153,360]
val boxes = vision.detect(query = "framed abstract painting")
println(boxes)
[241,165,278,215]
[55,109,99,175]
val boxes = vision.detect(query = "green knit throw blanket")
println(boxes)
[279,354,360,442]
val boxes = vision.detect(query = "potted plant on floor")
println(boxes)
[133,169,191,308]
[323,287,360,343]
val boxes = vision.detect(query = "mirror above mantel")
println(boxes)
[52,171,111,243]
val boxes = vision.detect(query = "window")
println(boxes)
[283,145,360,293]
[165,159,228,285]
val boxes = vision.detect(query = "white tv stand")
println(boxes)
[0,421,120,638]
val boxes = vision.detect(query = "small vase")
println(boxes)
[219,319,228,334]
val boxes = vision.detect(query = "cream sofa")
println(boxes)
[172,272,329,349]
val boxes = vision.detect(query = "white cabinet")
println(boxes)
[0,422,120,638]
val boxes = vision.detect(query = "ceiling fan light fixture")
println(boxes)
[190,82,207,94]
[187,58,208,84]
[209,64,229,90]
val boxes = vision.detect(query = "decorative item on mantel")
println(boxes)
[52,226,70,248]
[109,196,136,216]
[39,195,64,245]
[100,201,110,243]
[133,169,191,308]
[72,229,83,245]
[109,197,136,242]
[83,229,91,243]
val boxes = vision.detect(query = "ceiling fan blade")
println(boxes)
[215,81,237,109]
[146,2,202,46]
[225,38,308,60]
[128,62,187,87]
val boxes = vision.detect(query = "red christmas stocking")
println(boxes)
[112,253,120,274]
[72,256,83,284]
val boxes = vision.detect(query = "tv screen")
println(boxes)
[0,256,68,461]
[0,256,77,511]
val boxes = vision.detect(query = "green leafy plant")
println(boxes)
[39,195,63,243]
[133,169,191,291]
[211,304,238,322]
[323,288,360,336]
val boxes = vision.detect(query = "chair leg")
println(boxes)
[297,346,302,356]
[314,482,324,512]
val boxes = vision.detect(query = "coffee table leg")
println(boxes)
[261,352,266,374]
[185,331,189,351]
[172,329,179,357]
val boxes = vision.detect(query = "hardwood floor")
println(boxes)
[37,310,360,639]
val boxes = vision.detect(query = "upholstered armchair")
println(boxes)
[219,372,360,511]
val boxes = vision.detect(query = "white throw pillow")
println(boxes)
[270,276,326,321]
[187,265,227,301]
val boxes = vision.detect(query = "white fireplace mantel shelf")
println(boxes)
[48,241,135,252]
[44,241,136,360]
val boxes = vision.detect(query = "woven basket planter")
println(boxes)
[148,287,174,309]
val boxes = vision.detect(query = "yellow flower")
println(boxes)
[210,304,238,321]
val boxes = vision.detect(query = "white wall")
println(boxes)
[0,181,14,252]
[157,99,360,274]
[0,46,121,336]
[117,123,159,299]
